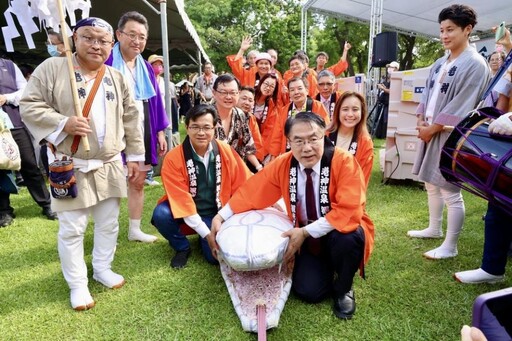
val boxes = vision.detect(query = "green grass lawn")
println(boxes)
[0,139,510,340]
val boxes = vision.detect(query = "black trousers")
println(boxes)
[292,226,365,303]
[375,102,389,139]
[0,127,51,215]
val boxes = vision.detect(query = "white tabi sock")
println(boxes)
[70,287,95,311]
[128,219,157,243]
[93,269,126,289]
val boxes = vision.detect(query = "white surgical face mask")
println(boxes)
[387,68,394,74]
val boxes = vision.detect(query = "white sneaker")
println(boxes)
[144,179,160,186]
[407,228,443,239]
[423,246,458,260]
[454,268,504,284]
[93,269,125,289]
[70,287,95,311]
[128,229,158,243]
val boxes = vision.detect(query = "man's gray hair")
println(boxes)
[317,69,335,82]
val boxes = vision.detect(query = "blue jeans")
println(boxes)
[481,202,512,276]
[151,200,217,265]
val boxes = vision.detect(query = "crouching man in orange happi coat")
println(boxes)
[210,112,374,320]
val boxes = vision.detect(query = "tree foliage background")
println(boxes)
[184,0,444,75]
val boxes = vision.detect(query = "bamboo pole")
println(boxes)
[55,0,90,152]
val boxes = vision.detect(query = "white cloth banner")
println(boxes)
[1,0,91,52]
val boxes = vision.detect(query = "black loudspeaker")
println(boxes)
[372,32,398,67]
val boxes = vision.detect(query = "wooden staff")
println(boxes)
[55,0,90,152]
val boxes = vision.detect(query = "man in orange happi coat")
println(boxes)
[314,41,352,75]
[283,55,318,99]
[268,77,329,160]
[236,86,266,164]
[210,112,374,320]
[151,104,251,269]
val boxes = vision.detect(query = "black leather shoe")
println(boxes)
[0,213,14,227]
[171,249,191,269]
[42,207,58,220]
[333,290,356,320]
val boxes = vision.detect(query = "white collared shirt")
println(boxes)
[296,161,335,238]
[296,161,321,225]
[2,62,26,107]
[190,141,213,172]
[320,95,330,112]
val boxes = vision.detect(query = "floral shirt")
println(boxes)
[214,108,256,161]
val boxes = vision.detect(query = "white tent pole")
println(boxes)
[141,0,160,14]
[159,0,172,119]
[301,0,316,52]
[366,0,383,109]
[182,50,199,65]
[301,6,307,52]
[198,48,202,74]
[141,0,171,130]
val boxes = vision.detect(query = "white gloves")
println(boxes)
[488,112,512,135]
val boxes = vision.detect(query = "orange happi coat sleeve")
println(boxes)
[248,114,265,160]
[307,72,319,98]
[327,59,349,77]
[353,133,375,263]
[280,71,293,106]
[361,210,375,264]
[325,148,365,232]
[354,132,374,190]
[229,153,294,217]
[218,140,253,203]
[260,99,278,147]
[283,69,293,84]
[279,85,289,107]
[270,69,286,106]
[329,148,375,265]
[158,144,199,218]
[268,103,289,157]
[311,100,330,126]
[226,54,256,86]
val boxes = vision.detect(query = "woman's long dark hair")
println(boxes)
[327,91,369,141]
[254,73,279,104]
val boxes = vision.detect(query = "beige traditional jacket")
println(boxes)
[20,56,144,212]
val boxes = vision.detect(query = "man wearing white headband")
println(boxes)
[21,16,144,310]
